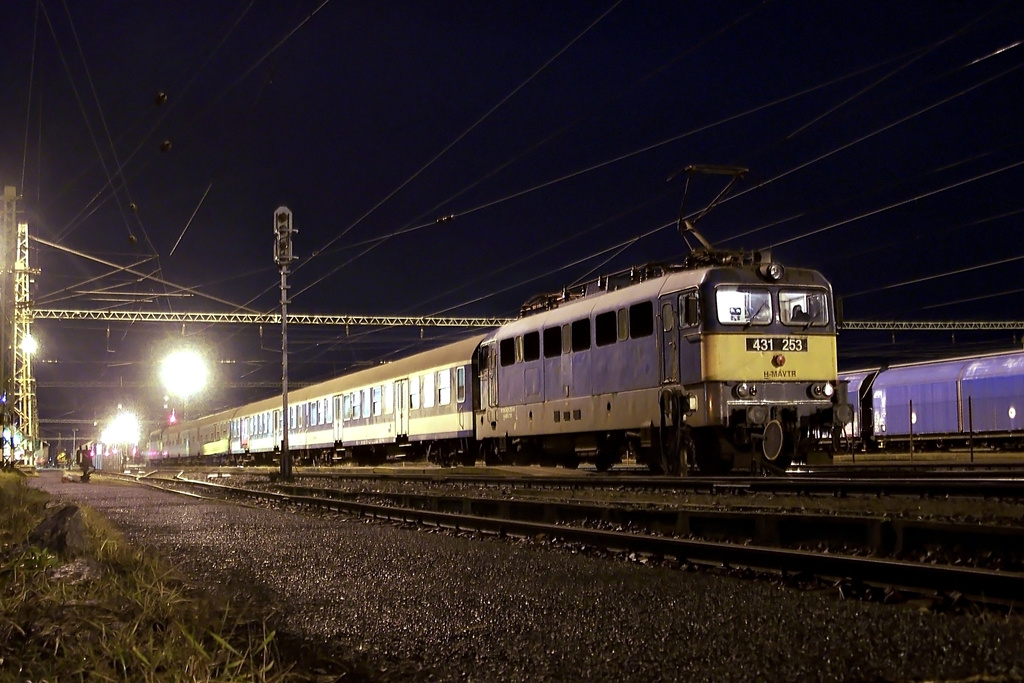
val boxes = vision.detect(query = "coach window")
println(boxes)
[523,331,540,362]
[716,287,772,325]
[499,337,516,366]
[423,372,436,408]
[595,310,617,346]
[372,386,382,416]
[628,301,654,337]
[543,326,561,357]
[456,366,466,403]
[439,370,451,406]
[324,397,332,423]
[571,318,591,352]
[617,309,628,341]
[410,375,420,410]
[361,389,370,419]
[384,383,394,415]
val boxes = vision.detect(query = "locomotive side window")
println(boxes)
[680,291,700,327]
[630,301,654,337]
[543,327,561,357]
[523,331,540,361]
[499,337,516,366]
[780,289,828,326]
[716,287,772,325]
[571,319,591,352]
[617,309,628,341]
[595,311,617,346]
[561,324,571,354]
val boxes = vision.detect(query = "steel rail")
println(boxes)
[144,474,1024,604]
[274,468,1024,499]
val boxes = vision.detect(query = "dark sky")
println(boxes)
[2,1,1023,444]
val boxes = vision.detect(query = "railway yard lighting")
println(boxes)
[160,349,208,458]
[101,408,140,472]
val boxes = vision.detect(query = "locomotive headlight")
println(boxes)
[758,263,785,281]
[808,382,834,398]
[734,383,757,399]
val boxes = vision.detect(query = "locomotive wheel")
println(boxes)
[595,434,623,472]
[658,425,683,476]
[482,441,503,466]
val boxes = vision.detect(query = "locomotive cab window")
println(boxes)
[716,287,772,325]
[780,289,828,326]
[680,291,700,327]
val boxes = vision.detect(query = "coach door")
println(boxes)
[477,343,498,408]
[395,379,410,438]
[660,295,679,384]
[333,395,344,442]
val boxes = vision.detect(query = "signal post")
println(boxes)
[274,207,296,479]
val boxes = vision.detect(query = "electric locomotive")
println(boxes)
[476,245,852,474]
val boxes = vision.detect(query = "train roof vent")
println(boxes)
[518,263,672,317]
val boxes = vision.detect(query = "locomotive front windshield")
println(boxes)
[716,287,772,325]
[716,286,829,327]
[779,289,828,326]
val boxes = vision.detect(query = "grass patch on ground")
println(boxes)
[0,472,354,682]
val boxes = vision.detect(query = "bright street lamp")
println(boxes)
[160,349,208,400]
[159,349,208,459]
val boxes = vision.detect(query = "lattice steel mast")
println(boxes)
[2,186,39,461]
[13,212,40,457]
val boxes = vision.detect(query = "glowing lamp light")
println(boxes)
[102,411,141,446]
[160,349,208,399]
[20,334,38,355]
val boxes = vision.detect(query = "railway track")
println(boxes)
[246,466,1024,498]
[118,471,1024,606]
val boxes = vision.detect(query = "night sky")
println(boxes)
[2,1,1023,445]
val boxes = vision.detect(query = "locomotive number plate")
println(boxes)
[746,336,808,352]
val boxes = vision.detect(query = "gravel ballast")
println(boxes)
[29,472,1024,681]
